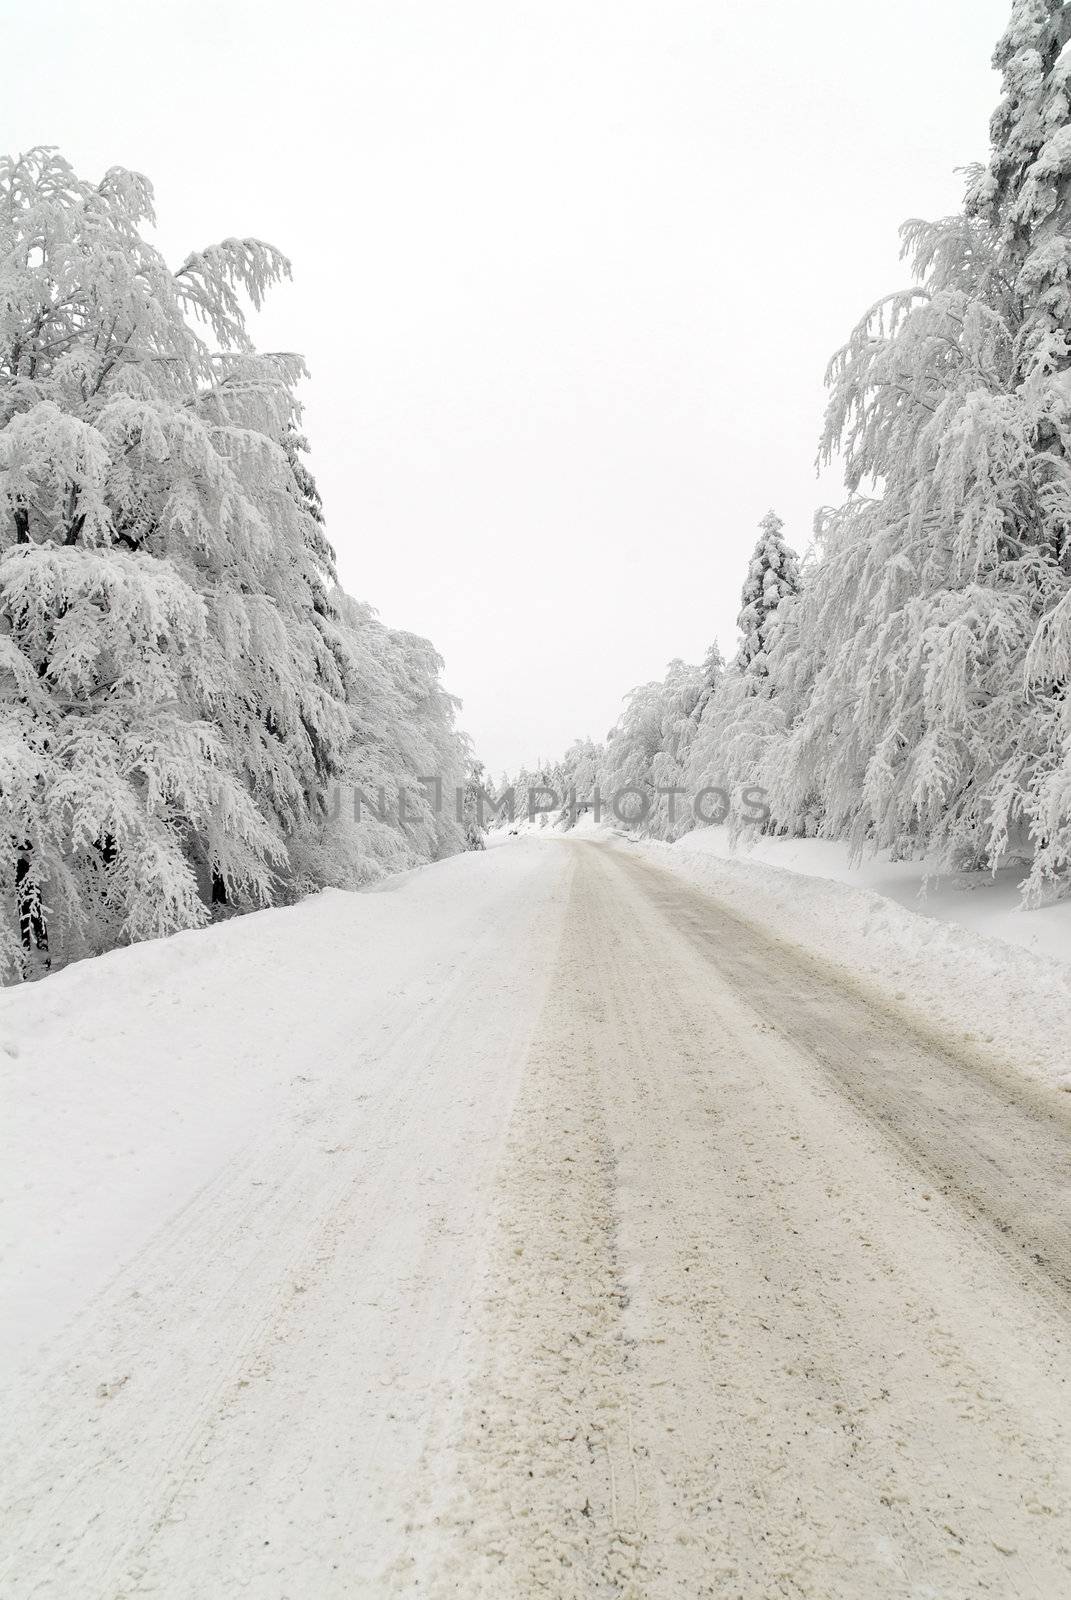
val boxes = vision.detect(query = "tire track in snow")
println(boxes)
[615,844,1071,1309]
[425,839,1071,1597]
[412,863,654,1598]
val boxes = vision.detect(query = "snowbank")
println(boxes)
[662,824,1071,966]
[631,828,1071,1088]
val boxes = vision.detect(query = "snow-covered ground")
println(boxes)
[500,816,1071,1087]
[1,840,574,1597]
[503,814,1071,964]
[662,822,1071,965]
[632,824,1071,1092]
[0,844,571,1373]
[6,834,1071,1596]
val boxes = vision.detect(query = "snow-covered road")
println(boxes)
[5,837,1071,1597]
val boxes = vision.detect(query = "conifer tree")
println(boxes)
[735,511,801,679]
[967,1,1071,371]
[691,639,725,722]
[462,758,487,850]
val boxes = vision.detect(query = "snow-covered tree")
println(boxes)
[685,6,1071,881]
[544,738,601,827]
[461,758,488,850]
[0,149,475,978]
[740,0,1071,892]
[586,659,703,838]
[751,197,1071,884]
[690,639,725,723]
[511,3,1071,894]
[967,1,1071,373]
[671,521,805,839]
[284,593,470,891]
[735,511,801,680]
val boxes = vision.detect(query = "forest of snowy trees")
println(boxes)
[512,1,1071,906]
[7,1,1071,982]
[0,149,474,980]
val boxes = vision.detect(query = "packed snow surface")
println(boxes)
[4,835,1071,1596]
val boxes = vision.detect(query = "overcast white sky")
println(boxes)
[5,0,1010,775]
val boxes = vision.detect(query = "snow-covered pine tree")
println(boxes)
[967,0,1071,373]
[735,511,801,681]
[961,2,1071,894]
[691,639,725,722]
[285,424,338,620]
[461,759,487,850]
[0,148,355,975]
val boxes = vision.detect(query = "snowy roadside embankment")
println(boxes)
[0,841,569,1375]
[630,829,1071,1088]
[658,823,1071,964]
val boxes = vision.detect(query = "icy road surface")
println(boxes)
[4,837,1071,1597]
